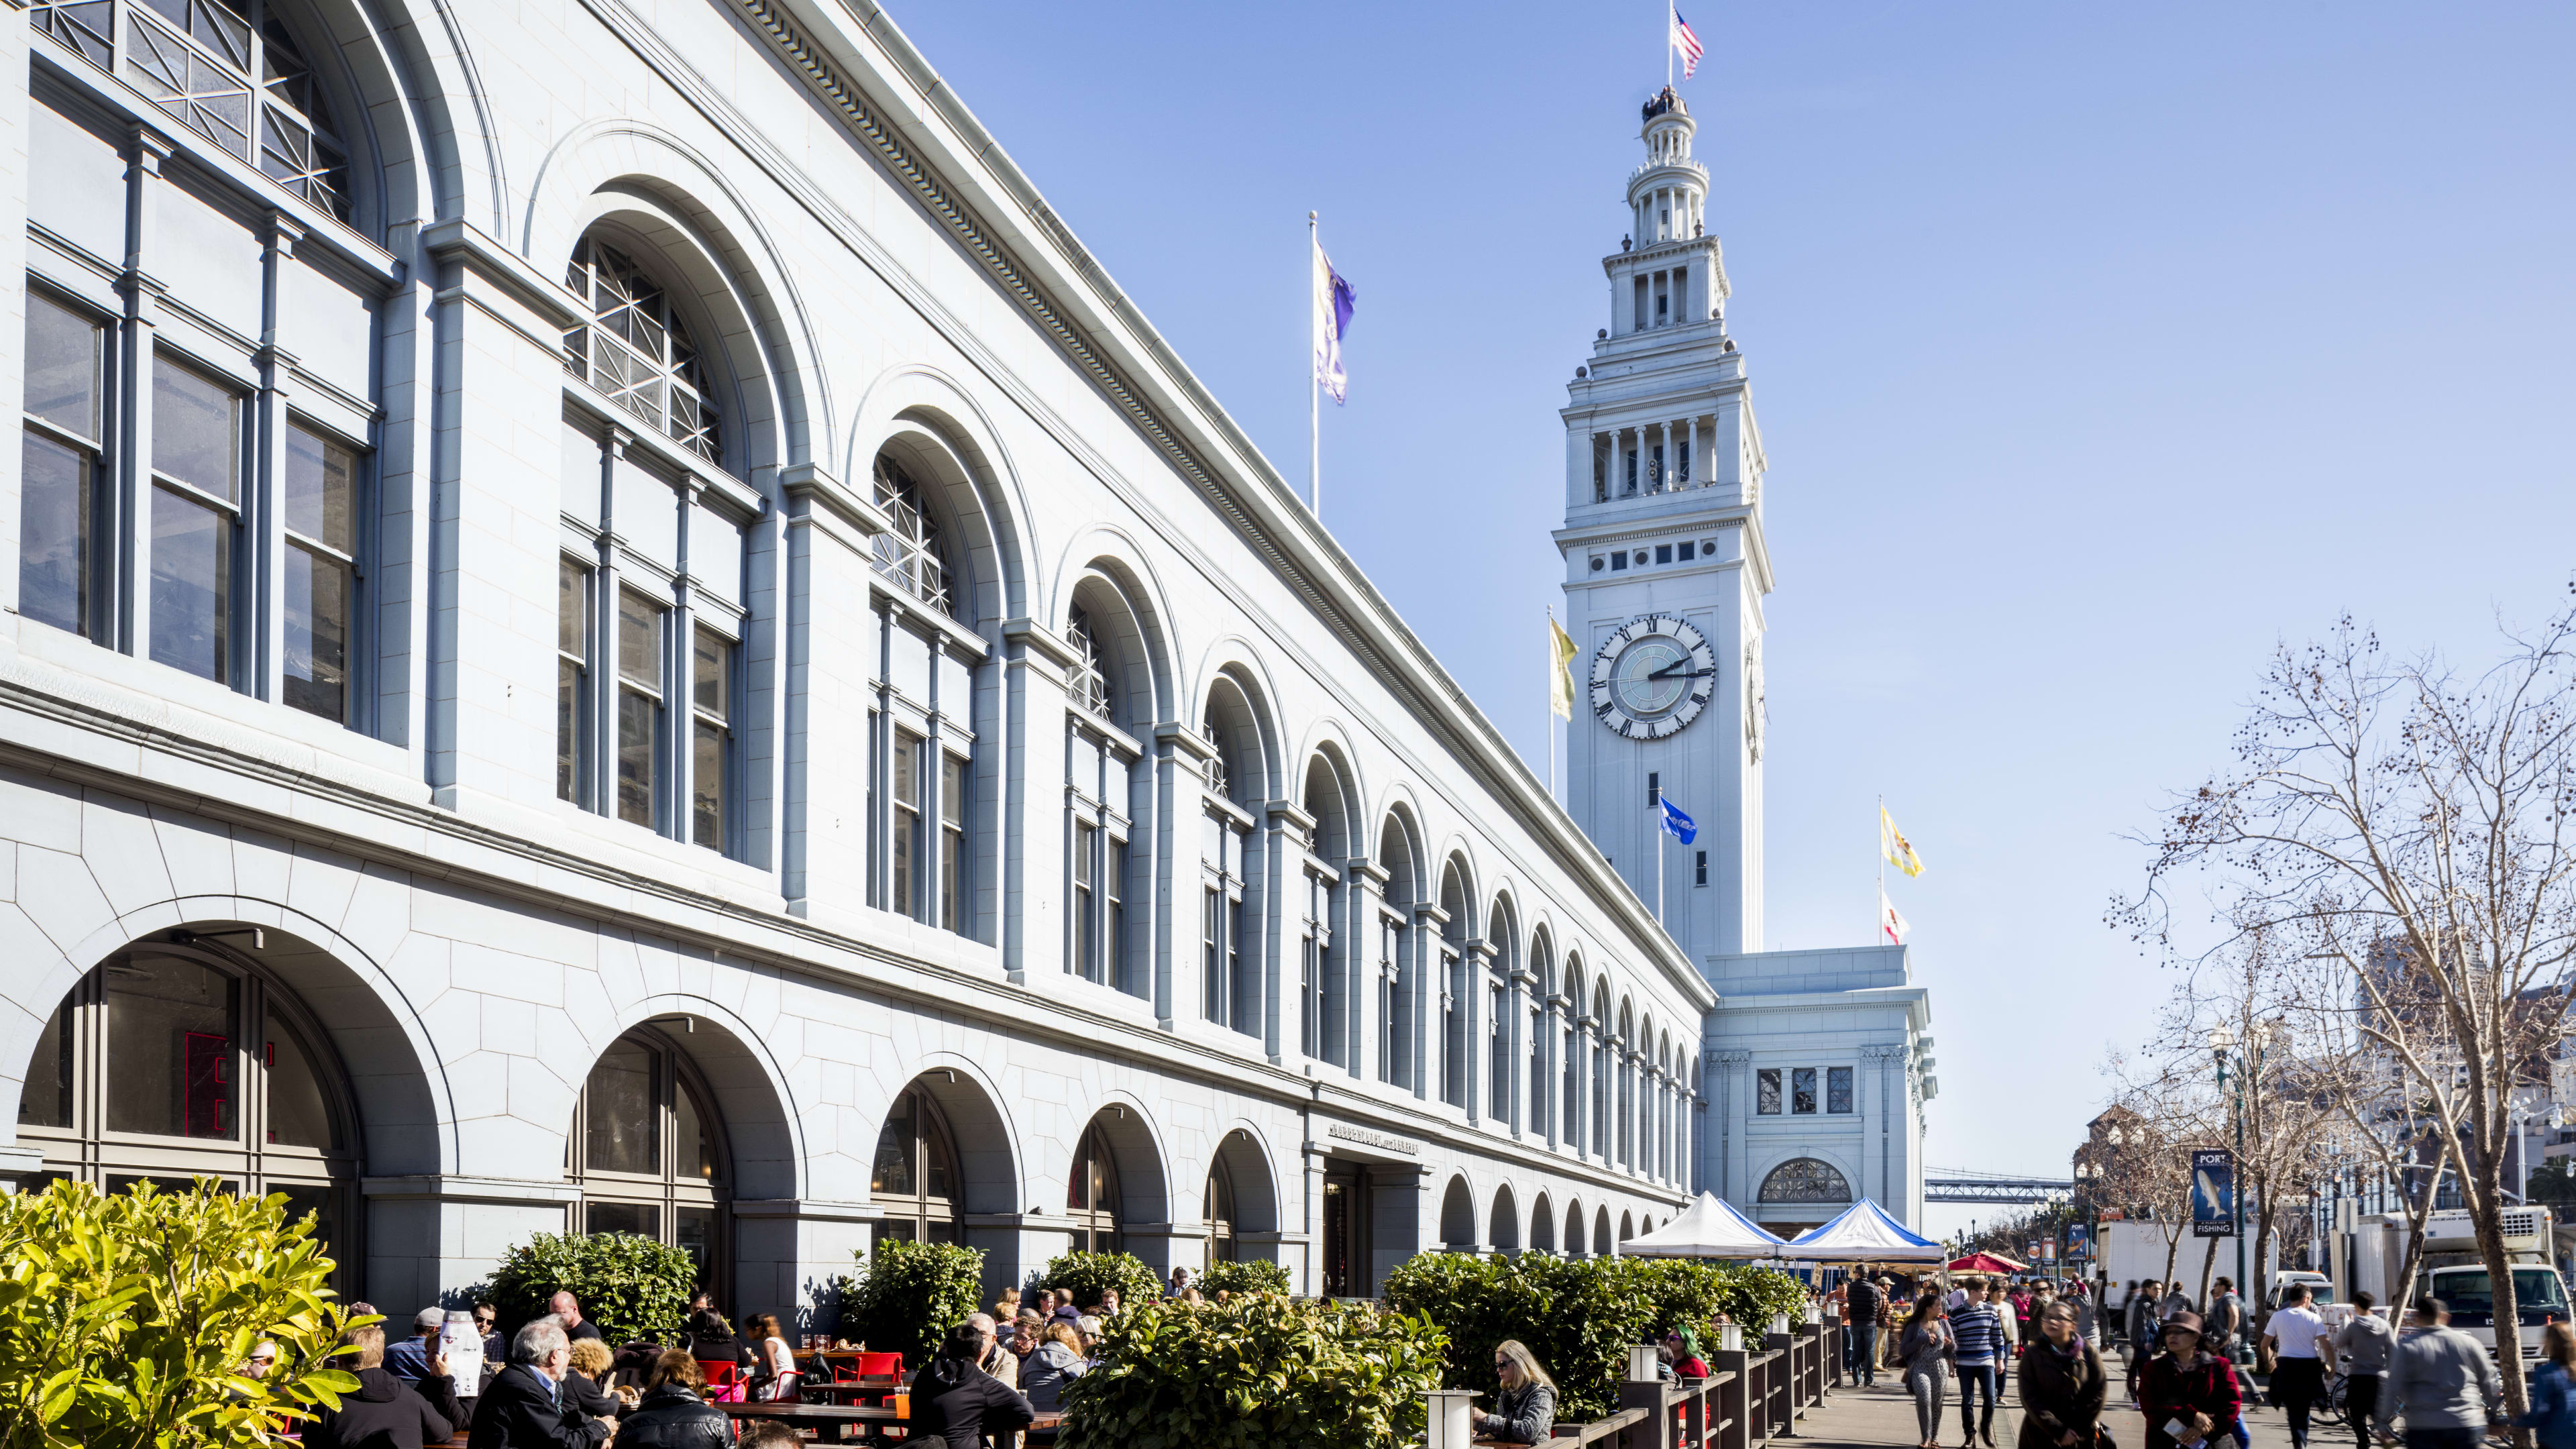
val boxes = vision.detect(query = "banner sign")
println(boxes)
[2191,1148,2236,1238]
[2066,1223,2092,1258]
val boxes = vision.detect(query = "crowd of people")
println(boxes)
[282,1271,1218,1449]
[1838,1266,2576,1449]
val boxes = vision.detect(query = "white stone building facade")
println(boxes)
[0,0,1713,1321]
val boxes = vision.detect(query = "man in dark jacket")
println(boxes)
[1848,1276,1886,1388]
[468,1320,612,1449]
[305,1325,454,1449]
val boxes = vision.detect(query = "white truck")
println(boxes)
[2346,1205,2573,1362]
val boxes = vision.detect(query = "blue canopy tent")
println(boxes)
[1784,1198,1947,1265]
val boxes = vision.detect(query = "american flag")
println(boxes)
[1670,5,1703,78]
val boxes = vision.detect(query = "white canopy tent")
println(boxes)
[1784,1198,1947,1265]
[1620,1193,1789,1259]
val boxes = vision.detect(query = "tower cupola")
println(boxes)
[1629,87,1708,246]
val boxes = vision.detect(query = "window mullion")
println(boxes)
[113,131,179,659]
[249,215,297,705]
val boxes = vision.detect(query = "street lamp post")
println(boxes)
[2210,1024,2274,1314]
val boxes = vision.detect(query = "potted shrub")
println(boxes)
[1060,1293,1444,1448]
[1034,1250,1161,1313]
[844,1239,985,1368]
[486,1232,697,1346]
[0,1177,364,1448]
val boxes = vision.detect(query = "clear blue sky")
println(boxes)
[883,1,2576,1240]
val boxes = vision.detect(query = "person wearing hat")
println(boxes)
[386,1306,450,1382]
[2139,1311,2241,1449]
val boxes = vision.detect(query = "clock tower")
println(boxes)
[1556,85,1768,962]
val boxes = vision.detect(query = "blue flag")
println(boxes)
[1313,241,1356,403]
[1659,797,1697,845]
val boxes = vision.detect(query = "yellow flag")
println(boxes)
[1881,806,1925,877]
[1549,615,1580,720]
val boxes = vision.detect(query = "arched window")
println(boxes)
[871,454,954,617]
[1485,906,1512,1123]
[1758,1157,1854,1204]
[39,0,358,223]
[1297,757,1350,1067]
[1066,1122,1123,1254]
[1202,1158,1238,1270]
[1375,818,1418,1091]
[1438,867,1469,1109]
[563,238,722,464]
[1197,692,1257,1035]
[1561,973,1582,1155]
[1063,594,1141,990]
[23,7,385,731]
[870,1085,963,1244]
[570,1028,730,1289]
[16,938,360,1292]
[861,448,978,938]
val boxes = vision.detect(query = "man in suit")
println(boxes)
[467,1319,613,1449]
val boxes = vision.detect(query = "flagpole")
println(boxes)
[1546,606,1557,801]
[1877,794,1886,943]
[1307,211,1321,517]
[1665,0,1674,88]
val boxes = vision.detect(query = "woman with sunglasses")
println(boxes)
[1474,1341,1558,1445]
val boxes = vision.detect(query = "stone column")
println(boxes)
[998,618,1076,979]
[1458,937,1493,1124]
[1505,952,1535,1138]
[1714,1050,1749,1201]
[1863,1044,1912,1205]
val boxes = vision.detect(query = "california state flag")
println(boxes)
[1880,888,1911,945]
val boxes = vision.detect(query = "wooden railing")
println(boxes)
[1541,1321,1843,1449]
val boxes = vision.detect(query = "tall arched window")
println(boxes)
[23,5,386,731]
[1202,1158,1238,1270]
[1375,818,1418,1091]
[555,229,753,858]
[1438,866,1468,1109]
[1485,906,1513,1123]
[16,937,360,1291]
[564,239,722,463]
[1066,1122,1123,1254]
[1063,596,1141,989]
[1198,694,1256,1034]
[1296,757,1350,1066]
[870,1085,963,1244]
[1563,972,1585,1154]
[570,1028,730,1290]
[862,449,977,938]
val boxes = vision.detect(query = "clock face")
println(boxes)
[1589,614,1717,741]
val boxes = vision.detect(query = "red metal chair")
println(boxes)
[854,1352,902,1379]
[696,1359,745,1403]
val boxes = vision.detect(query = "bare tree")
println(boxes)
[2117,608,2576,1421]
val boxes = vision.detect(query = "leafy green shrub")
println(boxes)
[1381,1252,1807,1422]
[1714,1264,1809,1331]
[0,1176,364,1449]
[487,1232,695,1346]
[1197,1258,1291,1297]
[1036,1250,1161,1313]
[845,1239,985,1368]
[1060,1293,1444,1449]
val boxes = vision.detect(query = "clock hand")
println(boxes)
[1643,661,1717,681]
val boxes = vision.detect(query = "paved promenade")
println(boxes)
[1799,1353,2312,1449]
